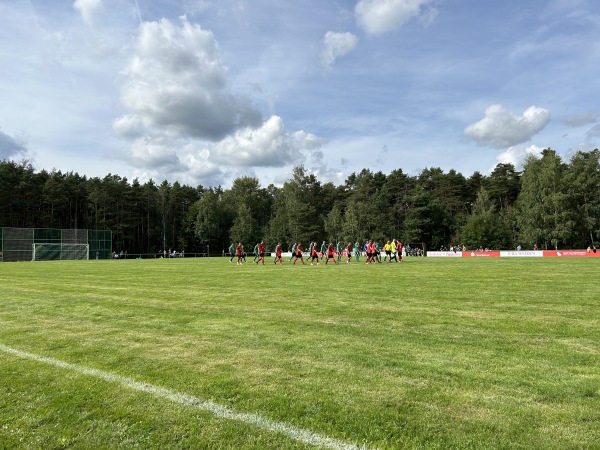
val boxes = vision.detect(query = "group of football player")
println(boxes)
[227,239,403,266]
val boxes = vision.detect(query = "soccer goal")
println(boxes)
[32,243,89,261]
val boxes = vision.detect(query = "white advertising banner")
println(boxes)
[427,251,463,257]
[500,251,544,258]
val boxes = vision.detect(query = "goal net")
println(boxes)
[32,243,89,261]
[1,228,111,262]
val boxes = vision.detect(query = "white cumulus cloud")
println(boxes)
[112,16,327,186]
[355,0,435,35]
[126,137,185,171]
[112,115,144,139]
[494,145,543,171]
[181,148,222,182]
[211,115,325,167]
[126,136,223,185]
[115,17,262,142]
[73,0,103,26]
[321,31,359,69]
[465,105,551,149]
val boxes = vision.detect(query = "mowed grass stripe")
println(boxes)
[0,343,369,450]
[1,257,599,449]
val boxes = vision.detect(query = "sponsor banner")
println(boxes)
[500,251,544,258]
[543,250,600,257]
[462,251,501,257]
[276,249,599,258]
[427,251,463,257]
[399,249,600,258]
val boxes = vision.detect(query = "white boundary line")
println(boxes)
[0,344,372,450]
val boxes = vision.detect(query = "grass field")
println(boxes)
[1,256,599,449]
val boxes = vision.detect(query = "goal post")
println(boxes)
[32,243,89,261]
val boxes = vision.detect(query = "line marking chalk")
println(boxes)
[0,343,372,450]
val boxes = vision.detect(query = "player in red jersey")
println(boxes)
[310,242,319,265]
[397,240,403,263]
[235,243,243,265]
[256,241,266,265]
[371,241,379,263]
[346,242,353,263]
[293,242,305,265]
[274,242,283,264]
[325,243,338,264]
[366,241,377,264]
[365,240,372,264]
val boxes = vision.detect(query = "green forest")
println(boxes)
[2,148,599,255]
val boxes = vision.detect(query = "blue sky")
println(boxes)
[1,0,599,188]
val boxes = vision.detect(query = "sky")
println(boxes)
[1,0,600,188]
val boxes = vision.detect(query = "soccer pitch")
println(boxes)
[1,257,599,449]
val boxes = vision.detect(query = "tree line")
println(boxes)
[1,148,599,254]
